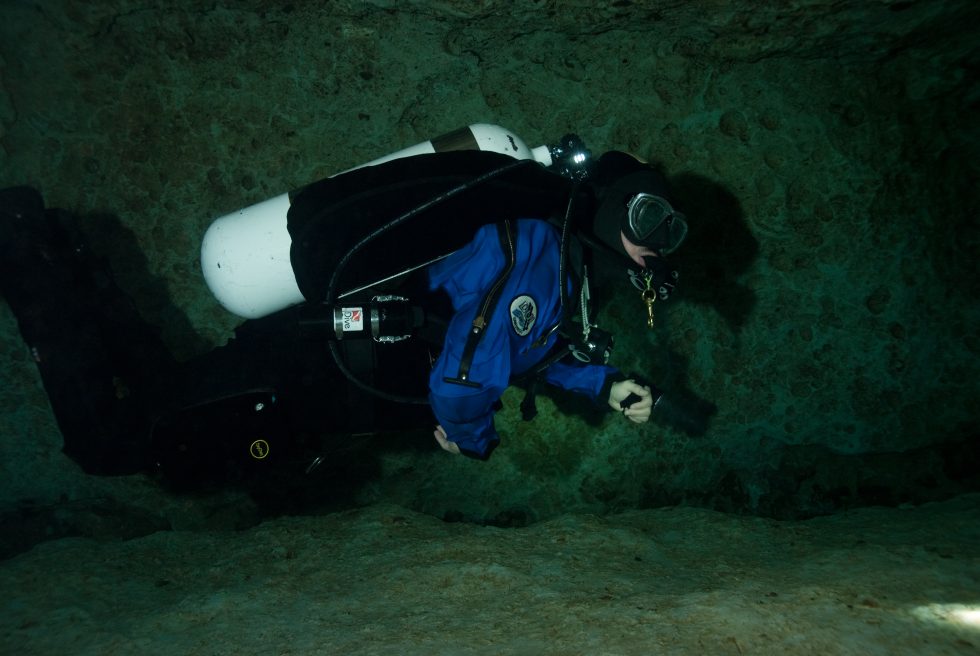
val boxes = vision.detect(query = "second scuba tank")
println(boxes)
[201,124,556,320]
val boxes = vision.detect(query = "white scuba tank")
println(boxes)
[201,123,555,319]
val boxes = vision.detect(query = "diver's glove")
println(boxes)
[651,389,716,437]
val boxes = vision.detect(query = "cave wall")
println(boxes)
[0,0,977,523]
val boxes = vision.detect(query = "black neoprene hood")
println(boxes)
[590,151,675,256]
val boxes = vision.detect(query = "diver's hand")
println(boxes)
[608,380,655,423]
[433,425,461,455]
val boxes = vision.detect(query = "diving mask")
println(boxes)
[625,193,688,256]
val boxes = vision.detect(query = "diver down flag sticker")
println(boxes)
[509,295,537,336]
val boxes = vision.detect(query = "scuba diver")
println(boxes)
[0,125,699,486]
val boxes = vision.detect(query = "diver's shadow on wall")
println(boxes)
[75,211,213,358]
[669,172,759,331]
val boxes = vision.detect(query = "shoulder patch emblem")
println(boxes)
[509,295,537,337]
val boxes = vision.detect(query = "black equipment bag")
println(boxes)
[149,389,286,490]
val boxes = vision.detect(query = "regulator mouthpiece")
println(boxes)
[628,257,679,329]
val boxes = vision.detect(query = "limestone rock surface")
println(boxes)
[0,1,977,535]
[2,494,977,655]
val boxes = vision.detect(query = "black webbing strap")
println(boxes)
[443,220,516,388]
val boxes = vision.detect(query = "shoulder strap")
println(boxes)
[442,220,517,389]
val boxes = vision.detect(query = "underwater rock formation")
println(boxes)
[0,1,977,534]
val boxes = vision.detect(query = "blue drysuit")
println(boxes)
[427,218,620,459]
